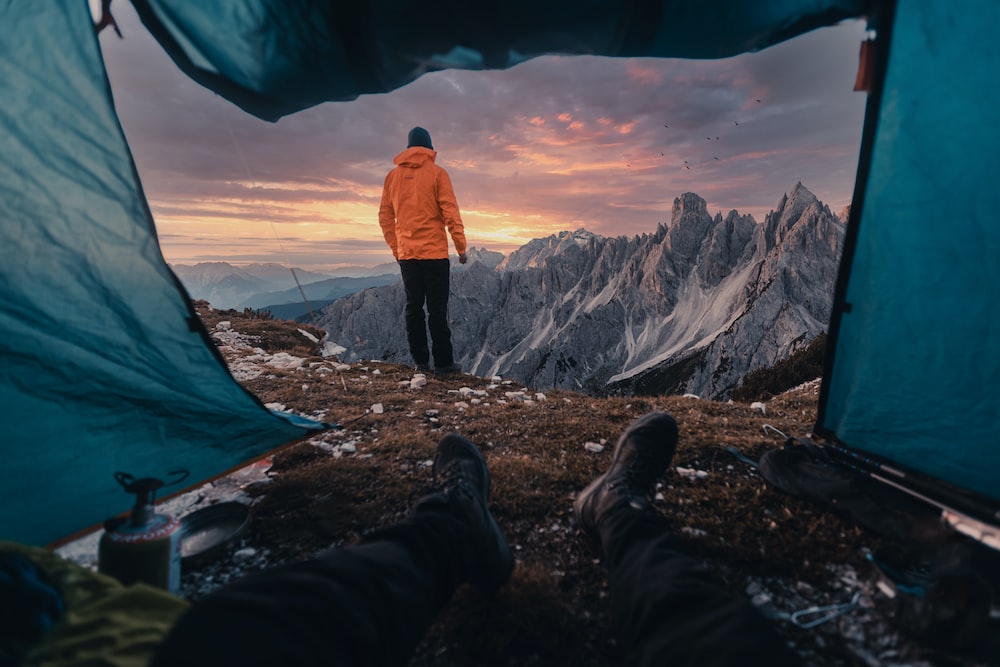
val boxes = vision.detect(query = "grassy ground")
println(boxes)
[188,302,997,667]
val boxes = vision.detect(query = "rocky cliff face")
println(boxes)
[315,183,844,399]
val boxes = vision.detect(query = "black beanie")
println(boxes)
[407,127,433,149]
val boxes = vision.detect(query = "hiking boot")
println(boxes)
[573,412,679,539]
[414,363,430,373]
[432,434,514,593]
[434,363,462,376]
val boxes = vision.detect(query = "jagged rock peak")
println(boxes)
[498,228,602,271]
[667,192,716,261]
[760,182,837,251]
[464,246,505,268]
[672,192,709,216]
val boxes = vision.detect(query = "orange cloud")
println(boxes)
[625,63,664,86]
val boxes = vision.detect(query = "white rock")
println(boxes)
[491,375,503,383]
[750,401,767,414]
[682,393,701,399]
[583,442,604,453]
[341,443,357,454]
[470,398,481,405]
[534,392,547,402]
[335,363,352,371]
[233,547,256,561]
[675,466,709,480]
[297,328,319,343]
[455,401,469,409]
[459,387,475,396]
[372,369,381,375]
[267,353,305,369]
[321,342,347,358]
[216,321,232,331]
[680,527,707,537]
[410,376,427,389]
[371,403,384,414]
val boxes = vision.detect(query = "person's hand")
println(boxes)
[459,253,468,264]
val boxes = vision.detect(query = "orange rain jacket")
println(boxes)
[378,147,467,260]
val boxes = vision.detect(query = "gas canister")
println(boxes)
[98,470,189,593]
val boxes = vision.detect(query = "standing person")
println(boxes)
[378,127,467,375]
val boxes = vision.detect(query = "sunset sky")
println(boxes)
[97,4,870,271]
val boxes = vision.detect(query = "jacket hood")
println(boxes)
[394,146,437,168]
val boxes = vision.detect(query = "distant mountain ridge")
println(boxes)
[171,262,337,310]
[316,183,844,399]
[171,249,504,312]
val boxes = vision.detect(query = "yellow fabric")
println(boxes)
[1,542,189,667]
[378,147,467,260]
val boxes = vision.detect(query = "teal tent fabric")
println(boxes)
[130,0,871,121]
[9,0,994,545]
[819,0,1000,503]
[0,4,323,546]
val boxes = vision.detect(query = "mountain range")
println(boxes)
[315,183,845,399]
[170,261,399,311]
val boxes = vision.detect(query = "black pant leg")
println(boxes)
[399,259,429,365]
[422,259,454,367]
[598,505,801,667]
[151,505,470,667]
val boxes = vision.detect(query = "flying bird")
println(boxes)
[756,99,761,103]
[714,157,719,160]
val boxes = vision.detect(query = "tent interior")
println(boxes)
[1,0,997,560]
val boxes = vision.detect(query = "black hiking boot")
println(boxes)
[432,434,514,593]
[414,363,430,372]
[573,412,679,540]
[434,363,462,376]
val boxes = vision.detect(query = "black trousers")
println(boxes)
[151,499,470,667]
[152,501,800,667]
[398,259,453,368]
[599,504,802,667]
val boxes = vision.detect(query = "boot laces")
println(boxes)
[440,458,482,498]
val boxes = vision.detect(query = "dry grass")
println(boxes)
[189,302,997,667]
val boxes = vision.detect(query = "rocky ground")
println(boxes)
[77,303,999,666]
